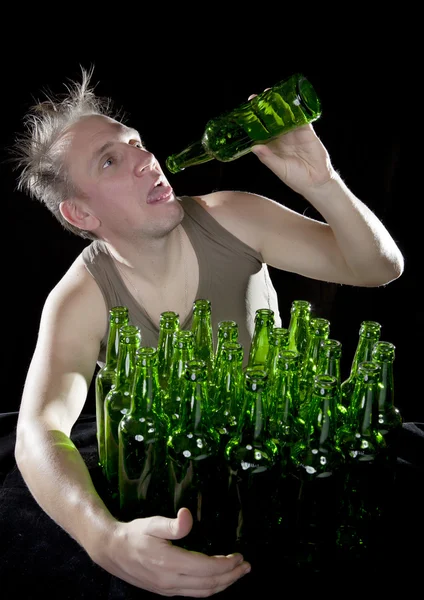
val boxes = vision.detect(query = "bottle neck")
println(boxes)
[239,370,269,442]
[105,319,128,367]
[166,139,214,174]
[131,359,161,415]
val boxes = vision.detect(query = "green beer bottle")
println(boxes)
[95,306,129,472]
[299,317,330,407]
[371,341,402,449]
[316,338,346,425]
[167,359,225,554]
[290,374,344,572]
[341,320,381,408]
[166,73,321,173]
[287,300,312,361]
[266,327,290,390]
[157,311,180,393]
[164,329,194,422]
[225,367,279,559]
[248,308,275,368]
[118,347,170,521]
[104,325,141,495]
[336,362,386,557]
[213,320,239,383]
[191,299,214,381]
[210,341,244,454]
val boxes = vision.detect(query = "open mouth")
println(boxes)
[147,179,173,204]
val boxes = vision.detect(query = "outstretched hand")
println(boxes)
[95,507,251,597]
[248,92,336,193]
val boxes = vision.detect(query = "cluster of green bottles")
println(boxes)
[95,299,402,568]
[166,73,322,174]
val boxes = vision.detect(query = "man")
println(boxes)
[12,67,403,597]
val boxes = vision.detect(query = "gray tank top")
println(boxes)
[81,195,281,367]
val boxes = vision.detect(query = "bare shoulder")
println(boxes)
[40,253,108,351]
[191,190,284,252]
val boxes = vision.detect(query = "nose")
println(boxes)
[134,150,156,177]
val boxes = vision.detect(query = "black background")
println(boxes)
[2,26,421,424]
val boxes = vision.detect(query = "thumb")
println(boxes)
[142,507,193,541]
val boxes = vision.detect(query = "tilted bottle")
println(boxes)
[104,325,142,495]
[341,320,381,408]
[95,306,129,472]
[287,300,312,361]
[167,359,225,554]
[248,308,275,368]
[118,347,170,521]
[166,73,321,173]
[157,311,180,394]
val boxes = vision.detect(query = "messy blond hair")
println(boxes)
[12,65,122,240]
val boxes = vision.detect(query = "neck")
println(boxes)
[105,225,183,285]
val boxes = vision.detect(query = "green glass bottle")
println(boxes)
[95,306,129,472]
[213,320,239,384]
[287,300,312,361]
[104,325,142,496]
[164,329,195,422]
[316,338,346,425]
[191,299,214,381]
[371,341,402,449]
[157,311,180,394]
[167,359,225,554]
[266,327,290,390]
[341,320,381,408]
[210,341,244,454]
[248,308,275,368]
[268,349,302,456]
[299,317,330,408]
[118,347,170,521]
[225,367,279,559]
[166,73,321,173]
[290,374,344,572]
[336,362,386,557]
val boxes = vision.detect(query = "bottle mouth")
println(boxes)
[297,76,321,118]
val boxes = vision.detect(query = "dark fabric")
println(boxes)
[1,413,423,598]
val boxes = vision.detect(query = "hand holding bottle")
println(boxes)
[92,507,251,596]
[248,93,335,193]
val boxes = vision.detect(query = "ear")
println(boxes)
[59,199,100,232]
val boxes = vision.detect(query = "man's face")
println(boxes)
[62,114,183,239]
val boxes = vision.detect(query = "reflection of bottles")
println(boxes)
[166,73,321,173]
[167,360,224,554]
[95,306,129,472]
[104,325,141,495]
[118,347,170,521]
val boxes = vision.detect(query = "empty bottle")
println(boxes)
[166,73,321,173]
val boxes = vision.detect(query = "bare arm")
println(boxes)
[195,124,404,288]
[15,256,249,596]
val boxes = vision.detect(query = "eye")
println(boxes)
[133,141,143,149]
[102,157,113,169]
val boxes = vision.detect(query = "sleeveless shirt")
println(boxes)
[81,195,281,367]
